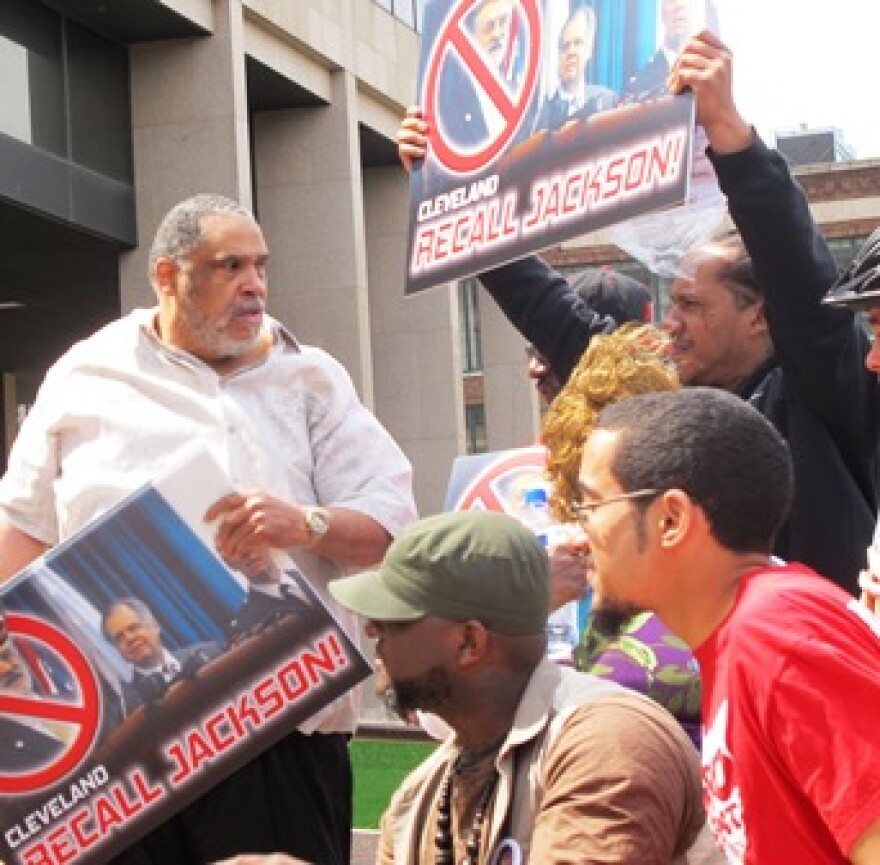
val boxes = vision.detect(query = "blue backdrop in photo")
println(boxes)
[576,0,658,93]
[46,488,243,649]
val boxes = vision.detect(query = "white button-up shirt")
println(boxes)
[0,309,417,731]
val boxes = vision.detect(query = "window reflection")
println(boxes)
[459,278,482,374]
[0,36,31,143]
[0,0,132,183]
[393,0,415,28]
[0,0,65,156]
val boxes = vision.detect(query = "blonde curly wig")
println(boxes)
[541,323,679,522]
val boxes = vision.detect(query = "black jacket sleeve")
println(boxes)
[709,136,877,472]
[477,255,615,382]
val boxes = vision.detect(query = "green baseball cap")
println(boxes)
[329,511,550,635]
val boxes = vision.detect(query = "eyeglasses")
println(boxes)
[573,489,661,522]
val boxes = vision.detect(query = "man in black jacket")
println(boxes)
[650,30,875,593]
[397,30,877,594]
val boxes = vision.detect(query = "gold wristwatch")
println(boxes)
[303,506,330,545]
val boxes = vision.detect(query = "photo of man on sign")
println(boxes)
[406,0,703,294]
[0,612,70,774]
[436,0,524,149]
[422,0,540,175]
[624,0,713,101]
[533,7,618,133]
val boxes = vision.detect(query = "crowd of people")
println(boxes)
[1,9,880,865]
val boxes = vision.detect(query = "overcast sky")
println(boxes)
[719,1,880,159]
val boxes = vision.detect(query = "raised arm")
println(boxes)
[672,31,876,461]
[477,256,614,382]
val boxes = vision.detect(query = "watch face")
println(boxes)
[307,508,329,537]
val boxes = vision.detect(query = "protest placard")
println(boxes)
[0,447,370,865]
[406,0,699,293]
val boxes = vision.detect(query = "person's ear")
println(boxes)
[746,297,768,337]
[154,258,179,297]
[656,489,693,547]
[455,621,490,668]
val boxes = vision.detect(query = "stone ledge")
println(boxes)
[352,829,379,865]
[355,719,431,742]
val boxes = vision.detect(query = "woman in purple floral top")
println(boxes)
[576,610,701,748]
[541,325,702,748]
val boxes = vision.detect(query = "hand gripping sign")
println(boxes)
[423,0,542,173]
[0,614,100,795]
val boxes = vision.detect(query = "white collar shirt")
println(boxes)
[560,80,586,116]
[134,647,181,682]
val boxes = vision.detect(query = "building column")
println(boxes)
[363,166,463,516]
[252,70,374,403]
[121,0,251,310]
[481,297,541,450]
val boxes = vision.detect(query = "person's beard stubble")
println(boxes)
[385,666,452,715]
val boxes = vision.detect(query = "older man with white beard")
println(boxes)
[0,193,417,865]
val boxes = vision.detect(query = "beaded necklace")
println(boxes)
[434,750,500,865]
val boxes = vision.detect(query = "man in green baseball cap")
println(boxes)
[330,510,551,638]
[329,510,709,865]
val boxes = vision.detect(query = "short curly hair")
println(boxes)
[148,193,254,277]
[541,324,678,522]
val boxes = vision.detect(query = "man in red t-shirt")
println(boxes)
[577,387,880,864]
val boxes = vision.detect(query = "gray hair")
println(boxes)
[148,193,254,275]
[101,597,159,640]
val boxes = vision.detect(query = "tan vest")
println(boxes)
[380,660,709,864]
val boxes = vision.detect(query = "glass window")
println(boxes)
[0,0,65,156]
[0,2,133,184]
[66,21,133,182]
[373,0,421,31]
[0,37,30,143]
[458,278,483,373]
[392,0,416,28]
[465,404,487,454]
[827,236,867,271]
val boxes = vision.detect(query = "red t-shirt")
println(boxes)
[695,564,880,864]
